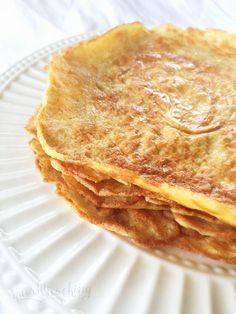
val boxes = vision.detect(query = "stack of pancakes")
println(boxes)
[25,23,236,264]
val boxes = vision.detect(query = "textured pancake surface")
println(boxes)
[31,138,236,264]
[36,22,236,224]
[26,23,236,264]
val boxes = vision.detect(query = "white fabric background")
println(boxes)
[0,0,235,312]
[0,0,235,74]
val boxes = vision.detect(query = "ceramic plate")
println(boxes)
[0,33,236,314]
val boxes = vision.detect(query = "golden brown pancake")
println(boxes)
[52,160,109,182]
[174,232,236,263]
[31,139,167,210]
[174,213,236,239]
[26,23,236,264]
[32,135,236,264]
[26,114,171,204]
[26,111,109,182]
[31,138,180,245]
[171,206,217,222]
[51,159,144,194]
[62,174,165,210]
[51,159,170,205]
[36,22,236,225]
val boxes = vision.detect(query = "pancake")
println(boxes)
[26,112,109,182]
[36,22,236,225]
[32,132,236,264]
[31,139,167,210]
[174,232,236,263]
[174,213,236,239]
[27,116,170,204]
[62,174,165,210]
[171,206,217,222]
[25,103,42,138]
[52,159,109,183]
[51,159,142,192]
[33,138,233,230]
[31,138,180,245]
[26,23,236,264]
[51,159,170,205]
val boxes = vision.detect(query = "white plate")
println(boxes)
[0,33,236,314]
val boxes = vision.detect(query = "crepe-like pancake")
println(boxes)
[62,174,165,210]
[52,161,108,183]
[26,23,236,264]
[174,232,236,262]
[31,139,166,210]
[52,159,170,205]
[32,139,180,245]
[26,111,109,182]
[32,133,236,263]
[171,205,236,240]
[27,116,171,204]
[51,159,144,195]
[36,22,236,225]
[59,179,236,263]
[174,213,236,239]
[33,138,230,228]
[171,206,217,222]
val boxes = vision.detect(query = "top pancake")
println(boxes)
[36,22,236,225]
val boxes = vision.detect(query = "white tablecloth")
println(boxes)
[0,0,235,74]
